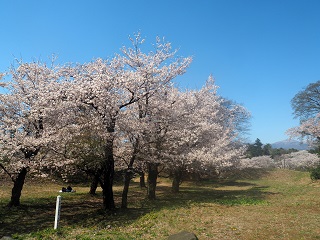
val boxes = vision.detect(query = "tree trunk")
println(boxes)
[121,169,132,208]
[172,169,183,193]
[89,174,99,195]
[139,171,146,188]
[102,136,115,211]
[8,167,28,207]
[121,139,139,209]
[102,164,115,210]
[147,162,158,200]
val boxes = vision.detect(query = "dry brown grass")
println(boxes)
[1,169,320,239]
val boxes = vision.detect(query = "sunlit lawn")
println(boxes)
[1,169,320,239]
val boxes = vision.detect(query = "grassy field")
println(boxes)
[1,169,320,239]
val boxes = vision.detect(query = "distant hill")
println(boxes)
[271,139,310,150]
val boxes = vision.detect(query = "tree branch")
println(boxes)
[0,162,15,182]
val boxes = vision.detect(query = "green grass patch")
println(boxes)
[1,169,320,239]
[213,197,268,206]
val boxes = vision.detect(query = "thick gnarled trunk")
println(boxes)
[8,167,28,207]
[102,170,115,210]
[121,140,139,209]
[101,120,117,211]
[172,169,183,193]
[139,171,146,188]
[121,169,132,208]
[147,162,159,200]
[102,145,115,210]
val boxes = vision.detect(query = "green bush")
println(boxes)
[310,165,320,180]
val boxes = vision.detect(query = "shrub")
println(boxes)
[310,165,320,180]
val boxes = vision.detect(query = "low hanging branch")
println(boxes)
[0,162,15,182]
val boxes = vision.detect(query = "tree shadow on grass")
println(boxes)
[149,181,274,211]
[0,178,275,238]
[0,199,57,237]
[0,193,103,237]
[227,168,270,180]
[0,189,152,237]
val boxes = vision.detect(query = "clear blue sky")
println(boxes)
[1,0,320,144]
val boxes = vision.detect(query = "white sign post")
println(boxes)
[54,195,62,230]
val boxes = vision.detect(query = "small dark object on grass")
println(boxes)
[168,231,198,240]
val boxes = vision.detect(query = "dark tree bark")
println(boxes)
[102,168,115,210]
[121,169,132,208]
[89,174,100,195]
[139,171,146,188]
[172,169,183,193]
[147,162,159,200]
[81,167,103,195]
[102,137,115,211]
[7,148,40,208]
[121,139,139,209]
[8,167,28,207]
[98,117,118,211]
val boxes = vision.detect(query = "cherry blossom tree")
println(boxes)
[162,77,248,192]
[53,126,106,194]
[278,150,319,170]
[114,98,156,207]
[239,150,319,170]
[0,34,251,211]
[287,114,320,146]
[0,60,62,207]
[239,155,275,169]
[61,34,191,210]
[115,117,145,207]
[140,86,178,198]
[123,77,249,195]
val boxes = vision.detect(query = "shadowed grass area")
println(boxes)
[1,169,320,239]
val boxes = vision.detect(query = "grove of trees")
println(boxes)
[240,150,319,170]
[246,138,298,159]
[0,34,251,210]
